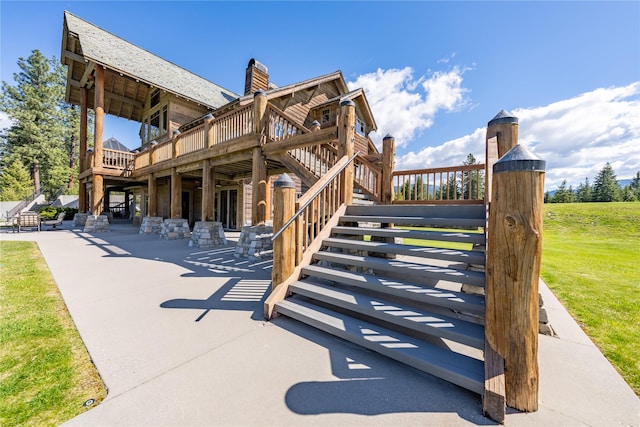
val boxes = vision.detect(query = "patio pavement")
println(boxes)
[1,221,638,426]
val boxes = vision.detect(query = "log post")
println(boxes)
[80,86,88,173]
[148,174,157,216]
[381,134,395,204]
[91,175,103,215]
[485,144,546,413]
[78,180,87,214]
[170,167,182,218]
[204,114,215,148]
[252,147,268,225]
[202,159,215,221]
[486,110,518,206]
[338,99,356,205]
[253,90,268,136]
[91,66,105,215]
[172,130,181,158]
[272,173,296,289]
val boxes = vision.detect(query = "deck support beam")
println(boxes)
[252,147,268,225]
[91,67,105,215]
[148,174,157,216]
[171,167,182,218]
[202,160,215,221]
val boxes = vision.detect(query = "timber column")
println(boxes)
[79,86,88,213]
[485,145,546,414]
[201,159,215,221]
[381,134,395,204]
[148,174,157,216]
[92,66,105,215]
[338,99,356,205]
[252,90,269,225]
[272,173,296,289]
[171,167,182,218]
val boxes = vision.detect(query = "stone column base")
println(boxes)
[189,221,227,248]
[234,225,273,261]
[83,215,110,232]
[73,213,88,227]
[160,218,191,240]
[139,216,163,235]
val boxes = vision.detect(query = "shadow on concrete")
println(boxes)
[70,222,272,321]
[273,316,495,424]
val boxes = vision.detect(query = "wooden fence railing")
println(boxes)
[266,105,307,142]
[213,104,254,144]
[178,124,206,156]
[392,164,485,204]
[103,148,136,169]
[354,156,381,201]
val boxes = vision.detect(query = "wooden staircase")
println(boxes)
[273,203,487,394]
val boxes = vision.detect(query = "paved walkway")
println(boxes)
[2,222,638,426]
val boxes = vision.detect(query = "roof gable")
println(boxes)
[63,11,238,110]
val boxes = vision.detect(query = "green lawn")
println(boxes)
[0,241,107,427]
[541,202,640,395]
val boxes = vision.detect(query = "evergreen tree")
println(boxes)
[0,50,74,199]
[437,173,461,200]
[0,157,33,201]
[551,180,575,203]
[576,177,593,202]
[630,171,640,200]
[462,153,484,200]
[592,163,621,202]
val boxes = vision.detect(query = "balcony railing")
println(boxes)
[392,164,485,204]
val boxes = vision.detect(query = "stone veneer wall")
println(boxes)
[189,221,227,248]
[160,218,191,240]
[234,225,273,261]
[83,215,110,232]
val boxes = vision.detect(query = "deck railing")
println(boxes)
[213,104,254,144]
[266,105,307,142]
[354,156,381,200]
[178,124,206,156]
[103,148,135,169]
[392,164,485,204]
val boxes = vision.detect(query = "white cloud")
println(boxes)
[394,83,640,190]
[348,66,469,149]
[0,112,13,131]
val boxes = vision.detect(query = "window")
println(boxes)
[150,89,161,108]
[141,104,168,144]
[321,109,330,124]
[356,118,366,136]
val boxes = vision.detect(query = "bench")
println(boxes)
[17,211,41,232]
[42,212,66,230]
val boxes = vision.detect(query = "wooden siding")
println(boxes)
[169,97,208,133]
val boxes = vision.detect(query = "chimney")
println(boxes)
[244,58,269,95]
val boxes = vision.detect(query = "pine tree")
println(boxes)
[0,50,74,199]
[551,180,575,203]
[0,157,34,201]
[462,153,484,200]
[630,171,640,200]
[576,177,593,202]
[592,163,621,202]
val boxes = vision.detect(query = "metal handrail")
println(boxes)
[271,151,359,242]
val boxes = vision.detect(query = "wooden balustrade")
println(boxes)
[152,140,173,164]
[392,164,485,204]
[353,156,381,201]
[213,104,254,144]
[266,105,307,142]
[102,148,135,169]
[178,124,206,156]
[289,143,338,177]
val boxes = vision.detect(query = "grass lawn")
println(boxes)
[0,241,107,427]
[541,202,640,395]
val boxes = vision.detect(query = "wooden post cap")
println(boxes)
[172,130,181,136]
[493,144,546,173]
[254,90,267,97]
[340,99,355,107]
[488,109,518,127]
[274,173,295,189]
[383,134,394,141]
[204,113,215,120]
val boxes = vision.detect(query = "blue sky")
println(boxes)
[1,1,639,190]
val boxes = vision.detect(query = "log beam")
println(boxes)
[252,147,268,225]
[170,167,182,218]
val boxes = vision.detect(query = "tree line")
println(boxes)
[546,163,640,203]
[0,49,92,201]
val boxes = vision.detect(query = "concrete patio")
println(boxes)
[1,221,638,426]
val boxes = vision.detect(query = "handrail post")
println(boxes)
[485,144,546,416]
[253,90,268,136]
[204,114,215,148]
[486,110,518,205]
[172,129,181,158]
[338,99,356,205]
[381,134,395,204]
[272,174,296,290]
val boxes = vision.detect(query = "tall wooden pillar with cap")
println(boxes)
[484,144,546,419]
